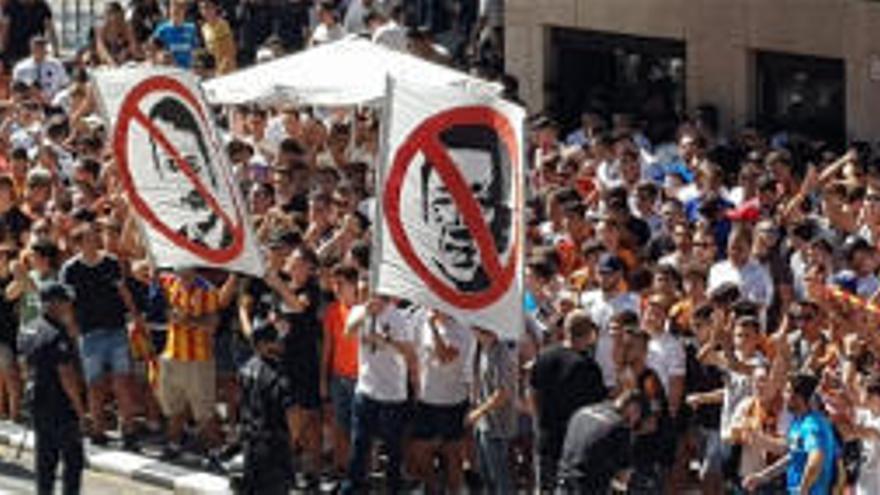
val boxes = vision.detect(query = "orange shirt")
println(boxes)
[616,248,638,272]
[670,298,696,331]
[159,272,219,362]
[323,300,358,379]
[556,237,585,276]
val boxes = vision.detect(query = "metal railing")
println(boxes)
[50,0,109,54]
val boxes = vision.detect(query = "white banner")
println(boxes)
[374,77,525,340]
[93,67,264,276]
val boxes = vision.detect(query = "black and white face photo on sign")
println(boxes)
[409,124,512,293]
[141,95,233,250]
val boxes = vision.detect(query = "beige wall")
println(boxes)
[506,0,880,139]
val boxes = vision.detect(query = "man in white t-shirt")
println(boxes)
[725,364,790,484]
[343,0,385,34]
[342,297,417,495]
[708,225,773,312]
[12,35,69,102]
[642,293,686,418]
[365,9,407,52]
[409,308,476,493]
[310,1,346,47]
[853,378,880,495]
[580,254,640,388]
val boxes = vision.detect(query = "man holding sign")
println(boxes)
[374,77,525,342]
[92,67,263,277]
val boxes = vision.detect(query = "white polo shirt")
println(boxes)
[580,289,640,388]
[413,310,476,406]
[350,303,413,403]
[646,330,686,394]
[13,56,69,101]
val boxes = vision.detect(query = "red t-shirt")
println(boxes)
[323,300,358,379]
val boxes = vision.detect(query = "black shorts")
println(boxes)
[284,358,321,411]
[290,374,321,410]
[411,401,469,442]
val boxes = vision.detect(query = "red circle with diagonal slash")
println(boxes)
[384,106,521,309]
[113,75,245,264]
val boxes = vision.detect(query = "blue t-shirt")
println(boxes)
[651,159,695,184]
[154,21,198,68]
[787,411,837,495]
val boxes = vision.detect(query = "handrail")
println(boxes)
[51,0,105,55]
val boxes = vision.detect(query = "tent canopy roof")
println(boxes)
[202,36,500,107]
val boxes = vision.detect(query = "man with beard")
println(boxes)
[530,310,607,491]
[580,253,640,389]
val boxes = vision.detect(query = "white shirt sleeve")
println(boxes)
[668,336,687,377]
[56,61,70,90]
[761,266,774,308]
[11,60,28,83]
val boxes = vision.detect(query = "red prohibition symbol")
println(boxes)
[383,106,521,310]
[113,75,245,263]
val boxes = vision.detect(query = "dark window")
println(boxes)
[756,51,846,146]
[546,28,685,141]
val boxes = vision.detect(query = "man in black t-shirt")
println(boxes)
[557,390,648,493]
[0,175,31,247]
[681,303,726,493]
[4,0,56,64]
[272,140,311,216]
[0,244,20,420]
[239,228,301,335]
[60,223,143,448]
[530,310,608,492]
[264,244,323,488]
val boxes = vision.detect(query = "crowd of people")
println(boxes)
[0,0,878,495]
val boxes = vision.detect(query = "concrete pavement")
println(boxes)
[0,443,171,494]
[0,421,232,495]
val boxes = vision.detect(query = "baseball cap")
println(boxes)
[597,253,625,275]
[26,167,52,188]
[843,236,872,261]
[39,281,75,304]
[30,238,59,259]
[830,270,858,295]
[757,174,778,192]
[708,281,741,306]
[530,115,558,131]
[251,321,280,345]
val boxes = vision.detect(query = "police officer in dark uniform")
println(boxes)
[25,282,87,495]
[237,321,297,495]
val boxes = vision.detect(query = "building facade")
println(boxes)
[506,0,880,142]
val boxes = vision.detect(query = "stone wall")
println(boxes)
[506,0,880,139]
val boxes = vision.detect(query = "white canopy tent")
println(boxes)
[202,36,501,107]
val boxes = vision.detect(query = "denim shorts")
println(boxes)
[697,426,725,477]
[330,375,355,434]
[79,328,131,385]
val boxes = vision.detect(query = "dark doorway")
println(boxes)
[756,51,845,146]
[546,28,686,140]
